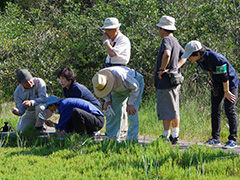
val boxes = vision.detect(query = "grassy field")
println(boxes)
[0,93,240,179]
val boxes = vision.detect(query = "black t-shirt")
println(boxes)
[154,36,184,89]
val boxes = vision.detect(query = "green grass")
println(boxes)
[0,94,240,179]
[0,136,239,179]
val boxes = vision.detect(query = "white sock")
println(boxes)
[172,128,179,138]
[163,130,171,138]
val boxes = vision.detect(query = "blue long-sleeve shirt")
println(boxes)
[56,98,104,132]
[63,82,101,108]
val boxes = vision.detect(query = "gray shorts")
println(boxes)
[156,85,180,120]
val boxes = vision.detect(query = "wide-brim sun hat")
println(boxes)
[181,40,203,59]
[92,70,114,98]
[101,17,121,29]
[156,15,177,31]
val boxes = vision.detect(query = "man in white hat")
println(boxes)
[101,17,131,136]
[92,66,144,141]
[12,69,52,132]
[180,40,239,149]
[154,15,186,144]
[101,17,131,67]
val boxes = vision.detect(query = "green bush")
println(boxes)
[0,0,239,101]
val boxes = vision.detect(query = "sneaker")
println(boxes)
[170,136,179,145]
[204,138,221,146]
[222,140,237,149]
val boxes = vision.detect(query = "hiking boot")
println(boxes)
[204,138,221,146]
[170,136,179,145]
[222,140,237,149]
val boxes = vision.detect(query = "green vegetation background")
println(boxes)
[0,0,239,101]
[0,1,240,179]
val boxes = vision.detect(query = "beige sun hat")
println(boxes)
[156,15,177,31]
[92,70,115,98]
[101,17,121,29]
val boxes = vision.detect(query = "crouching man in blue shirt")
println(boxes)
[180,40,239,149]
[44,95,105,136]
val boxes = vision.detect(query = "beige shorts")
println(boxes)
[156,85,180,120]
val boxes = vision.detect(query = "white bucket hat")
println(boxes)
[181,40,203,59]
[101,17,121,29]
[92,70,115,98]
[156,15,176,31]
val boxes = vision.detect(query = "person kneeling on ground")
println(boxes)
[12,69,52,132]
[44,95,105,136]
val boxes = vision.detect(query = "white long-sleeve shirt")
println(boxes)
[14,77,47,116]
[101,66,139,105]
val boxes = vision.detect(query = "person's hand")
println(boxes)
[101,32,109,41]
[157,69,168,79]
[45,120,54,127]
[103,102,112,111]
[224,91,236,103]
[126,105,136,115]
[22,100,32,107]
[12,108,20,115]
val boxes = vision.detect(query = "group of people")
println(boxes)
[11,15,238,148]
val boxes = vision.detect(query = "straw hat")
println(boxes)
[101,17,121,29]
[156,15,176,31]
[92,70,115,98]
[181,40,202,59]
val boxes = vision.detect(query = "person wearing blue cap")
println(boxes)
[181,40,239,149]
[12,69,52,132]
[44,95,105,136]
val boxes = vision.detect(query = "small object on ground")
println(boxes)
[222,140,237,149]
[204,138,221,146]
[2,122,12,132]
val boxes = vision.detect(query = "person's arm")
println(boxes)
[158,49,171,79]
[223,81,236,103]
[30,78,47,106]
[178,58,186,69]
[13,87,26,116]
[102,32,117,57]
[124,76,140,115]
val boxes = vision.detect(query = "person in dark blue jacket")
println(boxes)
[181,40,239,149]
[57,68,101,110]
[44,95,104,136]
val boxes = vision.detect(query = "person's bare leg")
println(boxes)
[162,119,172,138]
[171,117,180,138]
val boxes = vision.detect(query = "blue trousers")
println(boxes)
[106,72,144,141]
